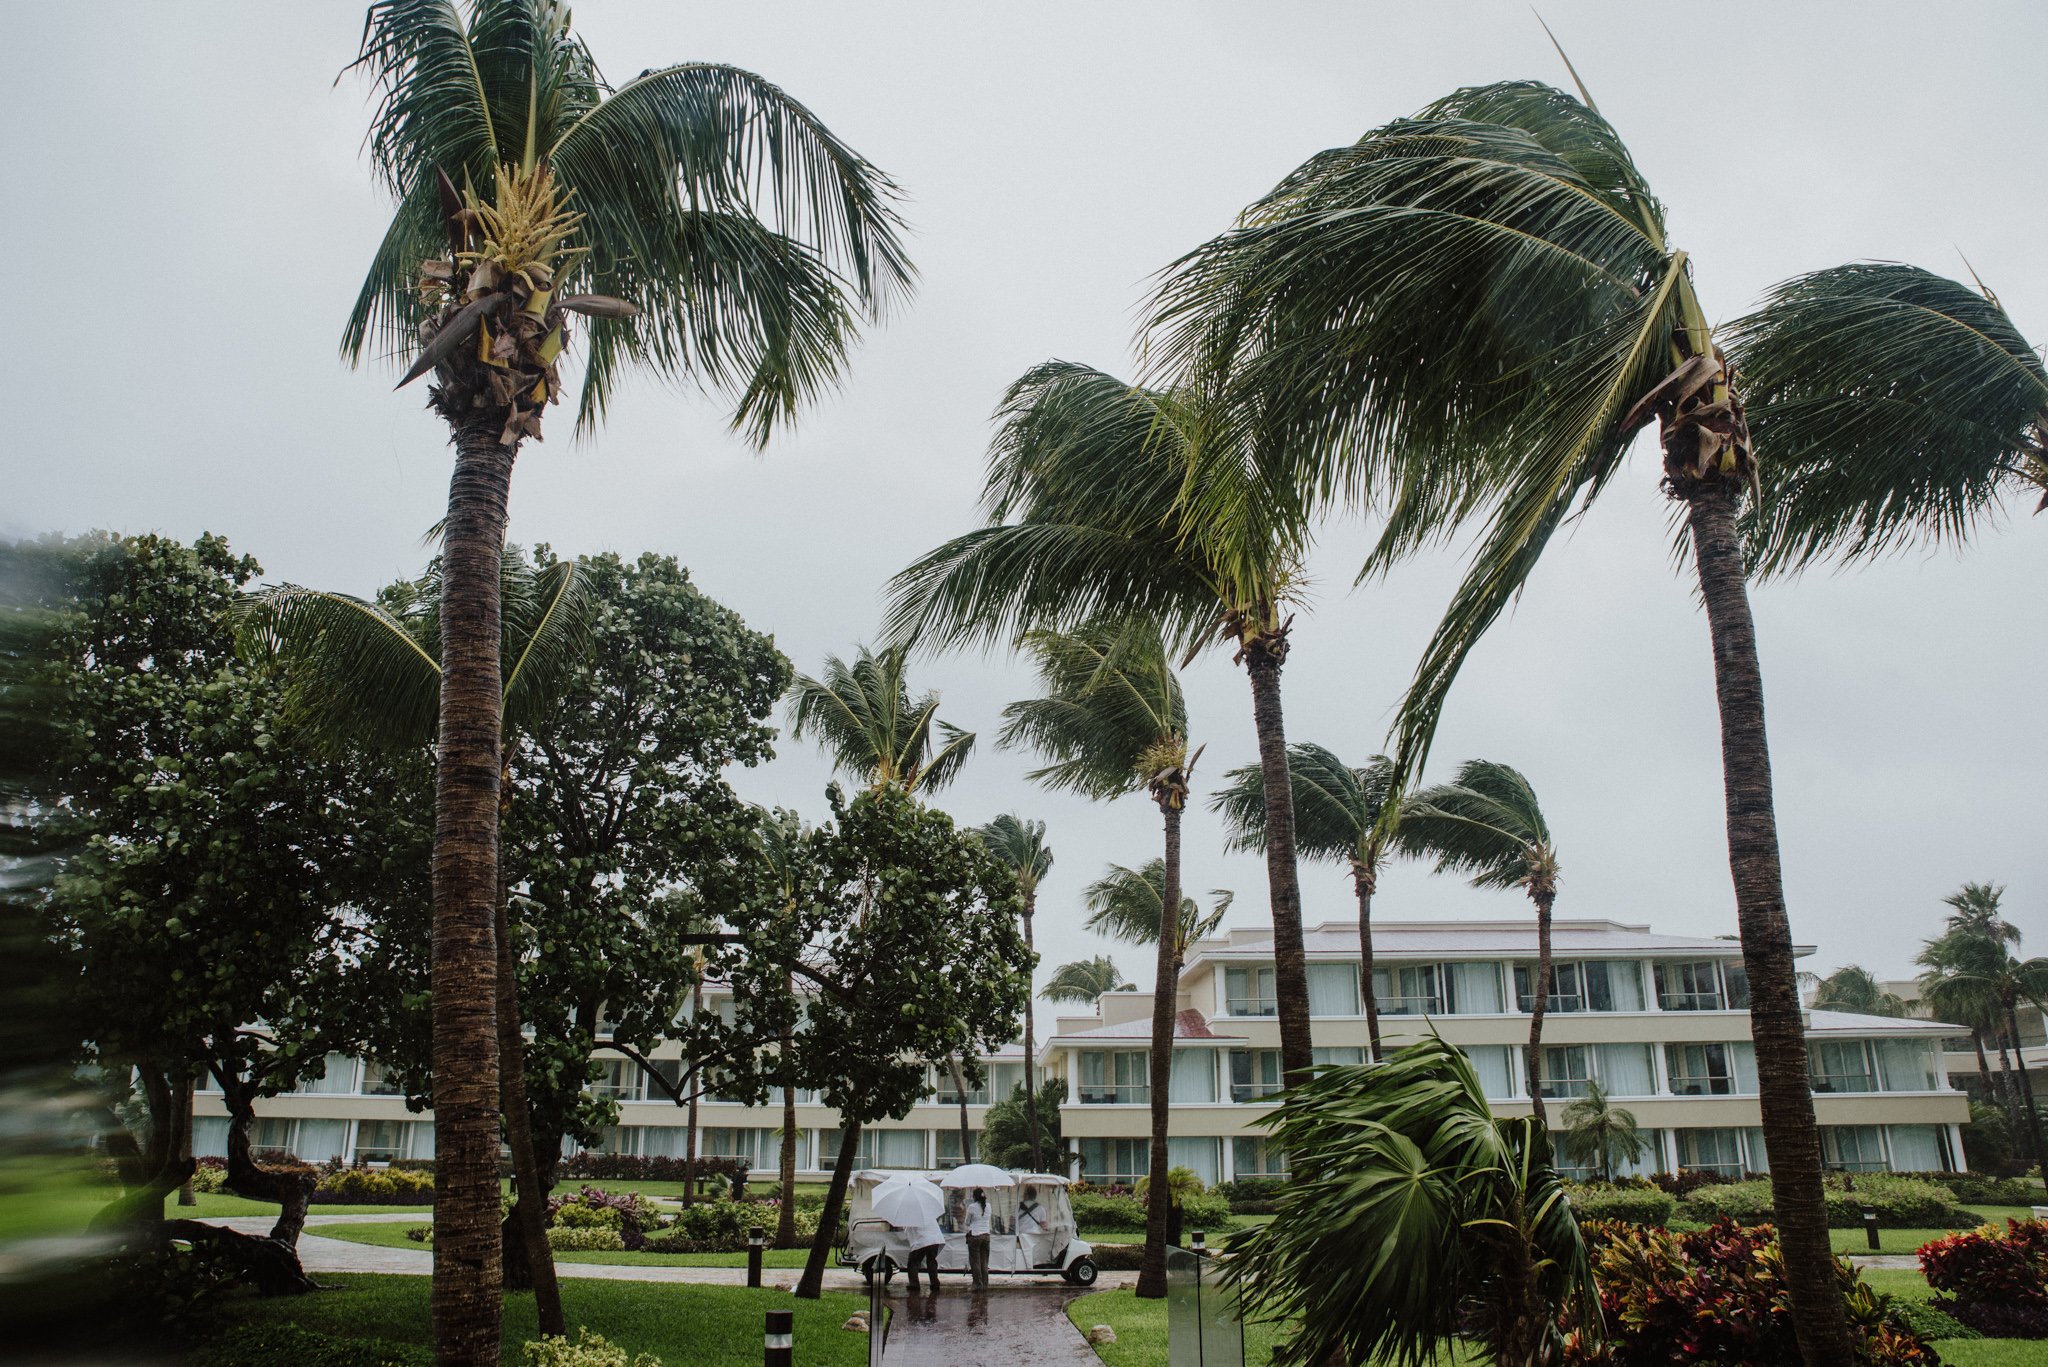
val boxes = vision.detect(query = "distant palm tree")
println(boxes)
[1042,956,1132,1005]
[1557,1080,1647,1183]
[1227,1036,1595,1367]
[1396,761,1561,1125]
[976,814,1055,1171]
[343,6,908,1349]
[1083,860,1233,981]
[1214,744,1403,1059]
[1809,966,1908,1018]
[1918,939,2015,1135]
[885,362,1321,1084]
[1726,265,2048,578]
[999,619,1193,1299]
[787,643,974,794]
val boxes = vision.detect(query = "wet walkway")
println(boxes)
[877,1286,1099,1366]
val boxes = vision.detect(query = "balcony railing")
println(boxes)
[1668,1075,1734,1096]
[1658,991,1726,1011]
[1377,995,1445,1016]
[1536,1078,1592,1100]
[1227,996,1278,1016]
[1230,1082,1284,1103]
[1810,1072,1878,1094]
[1077,1084,1149,1104]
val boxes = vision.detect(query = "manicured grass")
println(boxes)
[1830,1205,2037,1256]
[1857,1267,1936,1304]
[1930,1342,2048,1366]
[313,1221,817,1267]
[1067,1288,1478,1366]
[211,1272,871,1365]
[165,1190,434,1220]
[0,1159,120,1242]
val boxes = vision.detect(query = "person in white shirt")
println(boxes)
[1016,1185,1051,1268]
[964,1188,992,1288]
[901,1211,944,1295]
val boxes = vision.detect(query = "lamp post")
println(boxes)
[748,1225,766,1288]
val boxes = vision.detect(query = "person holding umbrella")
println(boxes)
[870,1175,944,1295]
[963,1186,993,1289]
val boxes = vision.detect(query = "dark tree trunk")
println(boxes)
[161,1219,318,1297]
[2007,1002,2048,1191]
[1971,1028,2005,1115]
[1245,643,1313,1085]
[1023,892,1042,1170]
[1685,480,1854,1367]
[176,1079,196,1207]
[221,1085,317,1249]
[797,1120,863,1299]
[1995,1027,2027,1144]
[1353,865,1383,1062]
[684,978,703,1207]
[494,891,562,1334]
[99,1066,193,1230]
[431,416,513,1367]
[1135,799,1183,1300]
[947,1055,973,1161]
[1525,890,1555,1129]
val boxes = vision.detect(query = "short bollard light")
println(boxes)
[1191,1229,1206,1256]
[748,1226,766,1289]
[1863,1208,1881,1252]
[763,1308,793,1367]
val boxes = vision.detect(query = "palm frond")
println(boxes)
[998,622,1186,802]
[1211,742,1397,866]
[241,584,442,750]
[501,555,592,731]
[974,814,1054,894]
[786,643,970,792]
[1395,759,1550,892]
[1041,955,1129,1004]
[1731,263,2048,576]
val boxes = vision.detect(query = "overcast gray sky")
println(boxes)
[9,1,2045,996]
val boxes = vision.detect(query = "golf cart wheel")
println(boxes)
[1064,1258,1099,1287]
[860,1255,880,1286]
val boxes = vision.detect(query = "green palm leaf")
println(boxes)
[786,643,973,794]
[998,622,1187,802]
[1395,759,1554,893]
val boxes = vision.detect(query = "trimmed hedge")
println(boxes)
[557,1151,748,1186]
[1895,1171,2039,1207]
[1680,1175,1965,1229]
[313,1167,435,1205]
[194,1323,428,1367]
[546,1226,626,1252]
[1086,1242,1144,1270]
[1071,1190,1235,1232]
[1564,1183,1678,1226]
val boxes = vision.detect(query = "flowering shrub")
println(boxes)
[521,1329,658,1367]
[545,1226,626,1252]
[313,1167,435,1205]
[191,1157,229,1194]
[544,1186,660,1233]
[1919,1219,2048,1337]
[1563,1220,1936,1365]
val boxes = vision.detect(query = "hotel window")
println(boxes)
[1169,1050,1218,1103]
[1079,1050,1149,1104]
[824,1127,925,1170]
[293,1053,359,1095]
[1516,961,1645,1013]
[353,1119,419,1164]
[703,1127,786,1170]
[1536,1045,1592,1100]
[985,1061,1026,1101]
[1677,1127,1748,1176]
[1654,960,1732,1011]
[1080,1137,1149,1186]
[1372,964,1444,1015]
[1225,966,1278,1016]
[590,1057,642,1101]
[934,1129,976,1166]
[1463,1044,1515,1100]
[1228,1049,1284,1103]
[1874,1040,1940,1092]
[1822,1125,1887,1172]
[1312,1046,1366,1067]
[1306,963,1361,1016]
[1885,1124,1948,1171]
[1168,1137,1222,1186]
[1446,961,1506,1013]
[1595,1043,1657,1096]
[1515,962,1586,1013]
[1667,1043,1734,1096]
[1809,1041,1878,1094]
[1231,1136,1289,1178]
[360,1058,405,1096]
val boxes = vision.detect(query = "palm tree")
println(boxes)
[1725,265,2047,578]
[1083,861,1232,982]
[976,814,1055,1171]
[885,362,1322,1084]
[1227,1036,1595,1367]
[1396,761,1562,1125]
[343,7,910,1355]
[1918,939,2015,1137]
[245,548,588,1335]
[999,619,1193,1299]
[1042,956,1132,1005]
[1557,1080,1647,1184]
[787,644,974,795]
[1213,744,1403,1059]
[1148,80,1859,1361]
[1809,966,1909,1018]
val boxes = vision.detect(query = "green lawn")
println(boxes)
[1067,1288,1479,1366]
[313,1221,817,1267]
[0,1158,122,1242]
[208,1272,871,1366]
[1829,1205,2036,1256]
[153,1176,818,1223]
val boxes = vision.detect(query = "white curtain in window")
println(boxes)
[192,1116,230,1158]
[1465,1044,1514,1099]
[296,1053,358,1095]
[1448,962,1504,1014]
[1596,1044,1655,1097]
[1886,1125,1943,1171]
[1604,961,1646,1011]
[1167,1136,1220,1186]
[872,1128,925,1168]
[1615,1129,1663,1177]
[1169,1050,1217,1103]
[1876,1040,1937,1092]
[295,1119,350,1164]
[1306,964,1360,1016]
[411,1122,434,1158]
[1081,1053,1107,1088]
[1731,1044,1760,1094]
[1743,1128,1770,1174]
[1312,1047,1365,1066]
[638,1126,687,1158]
[988,1062,1025,1099]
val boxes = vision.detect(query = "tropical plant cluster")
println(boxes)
[315,1168,438,1206]
[1918,1219,2048,1338]
[521,1330,661,1367]
[1562,1219,1937,1365]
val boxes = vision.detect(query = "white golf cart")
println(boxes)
[839,1167,1098,1286]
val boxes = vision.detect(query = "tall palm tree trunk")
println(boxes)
[431,419,512,1367]
[797,1121,864,1299]
[1245,640,1313,1084]
[1135,800,1184,1300]
[493,893,562,1335]
[1685,480,1853,1367]
[1995,1027,2028,1149]
[1352,865,1383,1061]
[2006,1002,2048,1190]
[1525,890,1554,1129]
[1970,1028,2006,1114]
[1023,892,1042,1170]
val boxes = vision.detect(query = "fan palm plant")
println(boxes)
[243,548,588,1334]
[1557,1080,1646,1184]
[342,6,910,1354]
[885,362,1323,1084]
[1042,956,1132,1005]
[999,619,1194,1298]
[1213,744,1403,1059]
[1809,965,1908,1018]
[976,814,1054,1170]
[786,643,974,795]
[1727,265,2048,577]
[1396,761,1562,1125]
[1227,1035,1596,1367]
[1148,78,1859,1361]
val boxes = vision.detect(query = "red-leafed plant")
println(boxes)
[1919,1219,2048,1337]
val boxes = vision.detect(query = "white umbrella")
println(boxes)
[870,1177,943,1227]
[939,1162,1015,1189]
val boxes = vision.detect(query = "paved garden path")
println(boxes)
[877,1286,1100,1366]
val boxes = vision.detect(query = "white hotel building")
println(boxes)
[194,917,1969,1183]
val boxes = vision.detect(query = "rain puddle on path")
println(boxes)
[877,1285,1100,1366]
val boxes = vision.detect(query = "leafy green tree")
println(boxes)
[999,619,1193,1298]
[1041,955,1131,1005]
[789,786,1029,1299]
[1396,760,1562,1124]
[1556,1080,1646,1183]
[1214,744,1404,1058]
[975,814,1054,1173]
[752,807,811,1245]
[342,4,909,1352]
[1726,265,2048,576]
[979,1080,1068,1173]
[887,362,1320,1083]
[787,643,975,794]
[1228,1036,1595,1367]
[1809,966,1908,1018]
[1150,80,1868,1360]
